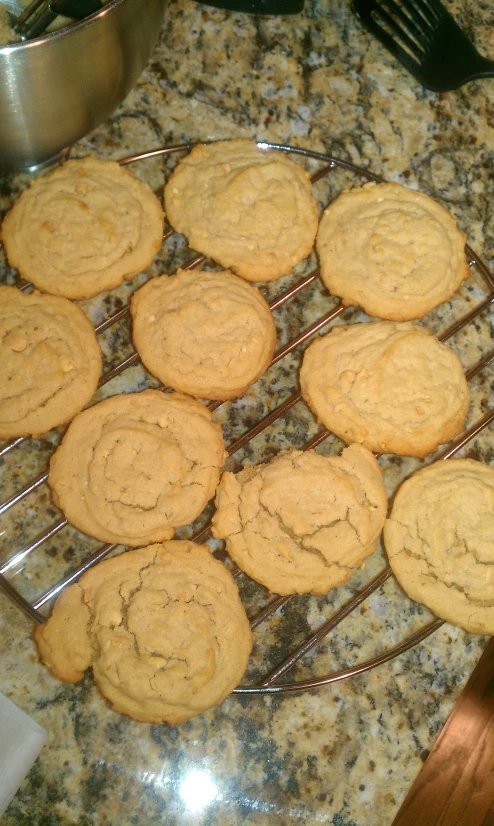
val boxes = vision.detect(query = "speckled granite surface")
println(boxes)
[0,1,493,824]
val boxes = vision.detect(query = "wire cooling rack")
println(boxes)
[0,143,493,696]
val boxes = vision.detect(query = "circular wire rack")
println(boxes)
[0,142,493,696]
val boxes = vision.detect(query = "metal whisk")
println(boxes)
[8,0,103,40]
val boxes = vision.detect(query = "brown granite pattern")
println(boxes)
[0,1,493,824]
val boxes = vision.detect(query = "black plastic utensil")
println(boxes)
[13,0,103,39]
[353,0,494,92]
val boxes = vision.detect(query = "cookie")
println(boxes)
[384,459,494,635]
[48,389,227,546]
[0,286,101,439]
[130,268,277,399]
[163,139,318,282]
[211,445,387,595]
[1,155,164,299]
[316,182,469,321]
[300,321,470,458]
[34,541,253,723]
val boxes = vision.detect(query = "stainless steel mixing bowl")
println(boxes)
[0,0,166,170]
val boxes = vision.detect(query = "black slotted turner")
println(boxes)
[353,0,494,92]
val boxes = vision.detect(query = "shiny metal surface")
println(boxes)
[0,0,166,169]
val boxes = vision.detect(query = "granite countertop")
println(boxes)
[0,1,493,824]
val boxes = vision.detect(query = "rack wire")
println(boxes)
[0,143,493,695]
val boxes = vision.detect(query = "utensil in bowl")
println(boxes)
[1,0,26,14]
[12,0,104,41]
[0,0,167,171]
[352,0,494,92]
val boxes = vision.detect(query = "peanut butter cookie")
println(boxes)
[211,445,387,595]
[164,139,318,282]
[300,321,469,458]
[0,286,101,438]
[131,268,277,399]
[384,459,494,635]
[34,541,253,723]
[48,389,227,546]
[1,155,164,299]
[317,182,469,321]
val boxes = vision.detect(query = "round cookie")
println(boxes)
[299,321,470,458]
[48,389,227,546]
[0,285,102,438]
[163,139,319,282]
[316,182,469,321]
[211,445,387,596]
[384,459,494,635]
[130,268,277,399]
[34,541,253,723]
[1,155,164,299]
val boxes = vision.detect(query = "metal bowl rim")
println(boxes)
[0,0,127,55]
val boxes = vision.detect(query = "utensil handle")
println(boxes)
[22,3,57,38]
[472,55,494,79]
[12,0,45,28]
[54,0,103,18]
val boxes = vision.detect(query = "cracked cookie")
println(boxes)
[1,155,164,299]
[317,182,469,321]
[48,389,227,546]
[384,459,494,635]
[34,541,253,723]
[163,139,319,282]
[300,321,470,458]
[130,268,277,399]
[0,285,102,438]
[211,445,387,596]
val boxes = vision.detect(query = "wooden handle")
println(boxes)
[392,637,494,826]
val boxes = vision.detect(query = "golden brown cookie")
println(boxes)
[300,321,470,458]
[384,459,494,635]
[163,139,318,282]
[130,268,277,399]
[316,182,469,321]
[211,445,387,595]
[0,285,101,438]
[48,389,227,546]
[1,155,164,299]
[34,541,253,723]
